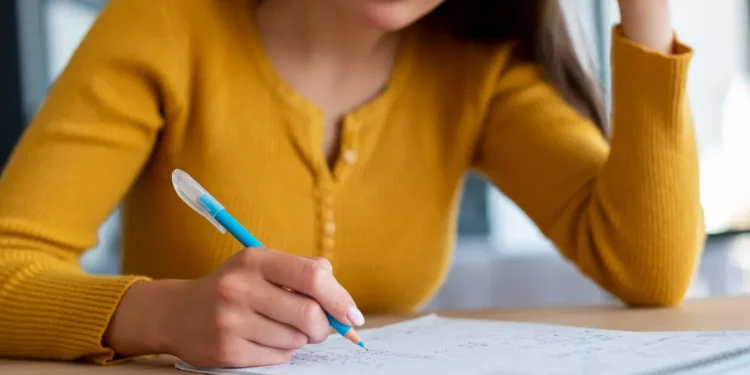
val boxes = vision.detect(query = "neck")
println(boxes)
[255,0,397,64]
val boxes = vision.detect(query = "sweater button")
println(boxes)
[321,237,335,250]
[323,221,336,235]
[342,150,357,164]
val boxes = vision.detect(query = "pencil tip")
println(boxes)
[358,341,367,350]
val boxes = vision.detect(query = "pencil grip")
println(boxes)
[327,312,352,335]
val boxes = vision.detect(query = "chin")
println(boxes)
[354,0,443,31]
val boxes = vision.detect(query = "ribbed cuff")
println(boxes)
[611,25,693,139]
[0,268,150,364]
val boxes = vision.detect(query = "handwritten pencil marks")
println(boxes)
[176,314,750,375]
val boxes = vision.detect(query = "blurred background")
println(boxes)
[1,0,749,310]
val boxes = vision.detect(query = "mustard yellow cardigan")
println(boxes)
[0,0,703,364]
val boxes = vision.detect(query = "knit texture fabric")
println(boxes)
[0,0,703,364]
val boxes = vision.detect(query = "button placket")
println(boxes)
[317,185,336,259]
[318,116,361,259]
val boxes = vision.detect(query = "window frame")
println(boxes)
[0,0,24,168]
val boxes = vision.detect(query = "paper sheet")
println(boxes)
[175,314,750,375]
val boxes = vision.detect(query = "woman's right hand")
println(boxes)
[104,248,365,368]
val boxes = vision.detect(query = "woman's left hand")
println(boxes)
[617,0,674,53]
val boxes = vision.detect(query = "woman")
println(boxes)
[0,0,703,368]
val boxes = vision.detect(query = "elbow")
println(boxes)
[570,200,707,307]
[612,256,700,308]
[606,215,706,308]
[619,227,706,308]
[598,239,703,308]
[618,282,692,308]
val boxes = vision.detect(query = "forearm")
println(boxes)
[587,28,702,306]
[476,2,700,306]
[618,0,674,53]
[0,255,148,362]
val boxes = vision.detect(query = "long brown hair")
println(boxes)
[429,0,608,136]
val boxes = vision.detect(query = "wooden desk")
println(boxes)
[2,295,749,374]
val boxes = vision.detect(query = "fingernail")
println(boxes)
[347,305,365,326]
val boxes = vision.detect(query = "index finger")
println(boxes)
[258,250,365,327]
